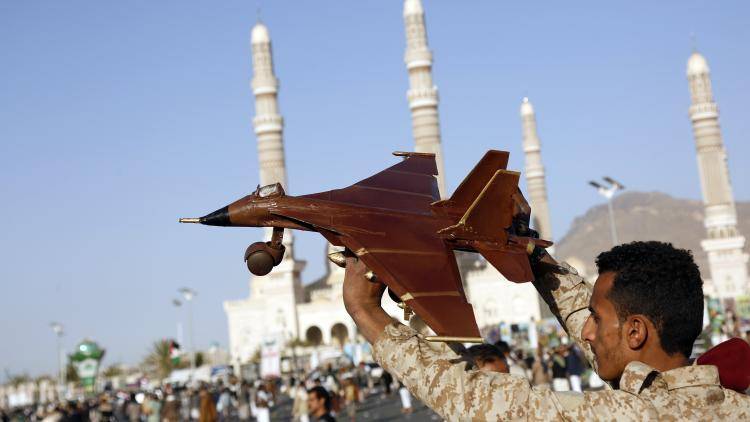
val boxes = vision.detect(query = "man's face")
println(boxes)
[307,392,323,414]
[582,272,628,381]
[477,357,509,373]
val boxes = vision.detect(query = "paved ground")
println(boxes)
[270,392,443,421]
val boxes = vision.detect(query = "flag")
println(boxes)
[170,340,181,365]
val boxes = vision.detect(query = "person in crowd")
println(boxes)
[342,377,358,421]
[380,370,393,396]
[467,343,509,373]
[216,386,233,420]
[141,393,161,422]
[397,381,413,415]
[237,381,252,421]
[124,393,140,422]
[254,384,271,422]
[307,386,335,422]
[160,385,181,422]
[494,340,528,378]
[97,395,114,422]
[530,348,551,389]
[565,344,585,392]
[292,380,310,422]
[550,345,570,391]
[198,386,217,422]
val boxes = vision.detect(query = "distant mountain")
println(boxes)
[554,191,750,279]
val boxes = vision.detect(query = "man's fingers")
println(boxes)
[328,249,359,268]
[512,191,531,217]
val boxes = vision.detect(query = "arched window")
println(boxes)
[330,323,349,347]
[305,326,323,346]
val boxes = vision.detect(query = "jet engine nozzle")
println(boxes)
[244,241,285,276]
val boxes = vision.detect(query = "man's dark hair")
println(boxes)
[596,241,703,357]
[468,344,506,366]
[494,340,511,356]
[308,386,331,411]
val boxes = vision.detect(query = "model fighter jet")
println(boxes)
[180,150,551,342]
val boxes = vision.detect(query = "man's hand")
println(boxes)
[342,255,391,344]
[342,256,386,315]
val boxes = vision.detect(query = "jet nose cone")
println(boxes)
[199,206,231,226]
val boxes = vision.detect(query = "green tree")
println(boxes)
[141,339,175,380]
[7,373,31,387]
[195,351,205,368]
[65,362,79,383]
[102,365,123,378]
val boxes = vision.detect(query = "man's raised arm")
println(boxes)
[342,256,571,421]
[511,189,596,367]
[529,251,596,367]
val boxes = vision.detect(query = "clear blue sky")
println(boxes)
[1,1,748,378]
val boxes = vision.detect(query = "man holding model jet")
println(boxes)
[341,211,750,419]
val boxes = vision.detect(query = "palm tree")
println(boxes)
[141,339,175,380]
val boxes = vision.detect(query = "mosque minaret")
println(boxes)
[222,23,306,369]
[251,23,288,193]
[686,51,748,299]
[250,22,298,260]
[520,97,553,243]
[403,0,446,197]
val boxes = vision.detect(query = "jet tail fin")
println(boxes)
[437,169,553,282]
[437,169,519,243]
[432,150,509,211]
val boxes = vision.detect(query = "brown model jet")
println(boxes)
[180,150,551,342]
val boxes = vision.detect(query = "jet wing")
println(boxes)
[269,203,480,338]
[312,208,481,339]
[300,152,440,215]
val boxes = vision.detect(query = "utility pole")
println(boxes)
[49,322,65,398]
[589,177,625,246]
[178,288,197,384]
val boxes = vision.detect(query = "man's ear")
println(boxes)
[624,315,649,350]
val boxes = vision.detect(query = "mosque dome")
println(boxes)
[251,23,270,44]
[687,52,710,76]
[520,97,534,116]
[403,0,424,16]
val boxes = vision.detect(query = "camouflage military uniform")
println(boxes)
[372,263,750,420]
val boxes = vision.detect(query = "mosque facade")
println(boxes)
[224,1,747,369]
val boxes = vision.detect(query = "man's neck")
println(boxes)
[645,353,690,373]
[640,344,690,373]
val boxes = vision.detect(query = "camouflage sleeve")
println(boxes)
[531,262,596,367]
[372,322,572,421]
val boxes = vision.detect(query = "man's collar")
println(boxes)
[619,361,721,395]
[619,361,659,394]
[661,364,720,390]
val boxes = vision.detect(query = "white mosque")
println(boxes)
[223,0,748,371]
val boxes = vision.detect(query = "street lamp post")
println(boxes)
[589,177,625,246]
[49,322,65,397]
[178,288,197,384]
[172,299,184,346]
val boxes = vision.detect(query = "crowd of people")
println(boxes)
[0,335,609,422]
[466,339,601,392]
[0,359,417,422]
